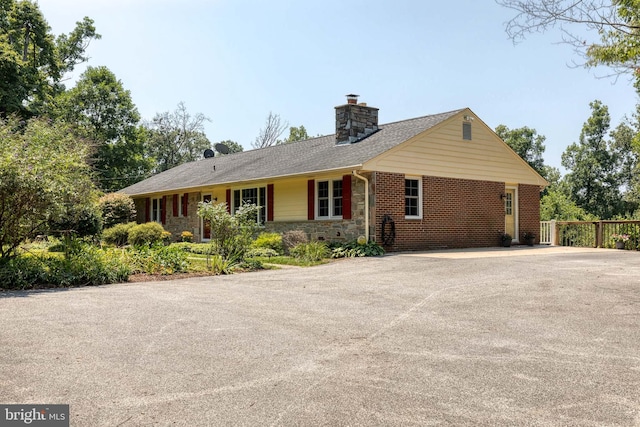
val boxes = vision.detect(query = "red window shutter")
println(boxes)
[307,179,315,220]
[161,196,167,224]
[226,189,231,213]
[267,184,274,222]
[145,197,150,222]
[182,193,188,217]
[172,194,178,217]
[342,174,352,220]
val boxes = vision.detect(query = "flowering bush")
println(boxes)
[611,233,630,242]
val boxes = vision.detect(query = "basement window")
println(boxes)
[462,122,472,140]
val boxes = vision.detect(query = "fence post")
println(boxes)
[596,221,603,248]
[550,220,557,246]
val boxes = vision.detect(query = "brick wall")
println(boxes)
[373,172,507,251]
[518,184,542,244]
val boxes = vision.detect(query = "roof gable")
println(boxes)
[363,108,548,186]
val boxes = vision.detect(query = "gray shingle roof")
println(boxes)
[120,108,464,196]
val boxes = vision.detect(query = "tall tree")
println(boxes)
[0,0,100,117]
[561,100,621,218]
[54,66,151,191]
[146,102,212,173]
[609,107,640,211]
[497,0,640,84]
[0,116,96,259]
[252,112,288,149]
[495,124,547,176]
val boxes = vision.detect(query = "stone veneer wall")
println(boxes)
[133,192,203,242]
[264,173,370,243]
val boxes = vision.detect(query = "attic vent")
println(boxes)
[462,122,472,141]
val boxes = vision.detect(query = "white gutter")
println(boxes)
[351,170,369,242]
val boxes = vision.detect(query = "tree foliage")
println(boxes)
[279,125,310,144]
[561,100,623,218]
[98,193,137,228]
[0,117,96,259]
[146,102,212,173]
[495,124,547,176]
[252,111,288,149]
[497,0,640,83]
[0,0,100,117]
[54,66,151,191]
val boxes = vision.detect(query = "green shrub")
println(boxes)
[251,232,284,254]
[103,222,136,246]
[128,222,166,247]
[99,193,137,228]
[208,254,233,274]
[0,247,131,290]
[290,241,330,262]
[246,247,280,258]
[331,240,385,258]
[48,202,103,240]
[129,245,188,275]
[197,201,261,262]
[0,255,49,289]
[47,246,130,286]
[282,230,308,254]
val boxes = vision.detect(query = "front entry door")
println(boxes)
[504,188,516,240]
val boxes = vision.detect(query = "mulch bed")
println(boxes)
[127,271,218,282]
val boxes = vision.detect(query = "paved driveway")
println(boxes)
[1,247,640,426]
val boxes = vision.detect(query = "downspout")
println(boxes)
[352,170,369,242]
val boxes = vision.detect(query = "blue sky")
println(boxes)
[41,0,637,172]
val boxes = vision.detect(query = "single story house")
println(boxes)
[120,95,548,251]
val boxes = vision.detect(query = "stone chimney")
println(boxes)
[335,94,379,144]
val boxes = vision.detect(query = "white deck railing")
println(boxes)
[539,220,555,245]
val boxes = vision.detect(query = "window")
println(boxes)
[232,187,266,224]
[178,194,183,217]
[317,179,343,218]
[405,178,422,218]
[505,192,513,215]
[151,197,163,223]
[462,122,472,140]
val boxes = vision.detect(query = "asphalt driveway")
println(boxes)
[1,246,639,426]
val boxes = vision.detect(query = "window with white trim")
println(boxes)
[178,194,184,217]
[233,187,266,224]
[405,178,422,218]
[317,179,342,218]
[151,197,163,223]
